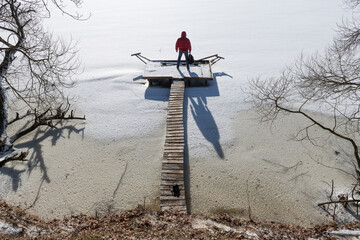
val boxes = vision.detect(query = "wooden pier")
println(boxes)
[131,52,224,212]
[160,80,186,212]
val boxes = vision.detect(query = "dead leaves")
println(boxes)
[0,200,359,239]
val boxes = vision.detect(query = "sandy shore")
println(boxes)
[189,109,356,226]
[1,120,165,219]
[0,108,356,227]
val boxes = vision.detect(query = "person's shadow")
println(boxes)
[189,96,224,159]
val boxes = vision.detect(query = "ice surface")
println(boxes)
[42,0,347,143]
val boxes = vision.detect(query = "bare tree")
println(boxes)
[248,0,360,173]
[0,0,86,164]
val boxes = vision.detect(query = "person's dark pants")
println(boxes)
[177,51,189,69]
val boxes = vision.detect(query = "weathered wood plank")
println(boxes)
[165,131,184,135]
[162,157,184,164]
[161,206,187,212]
[166,122,183,126]
[160,184,185,190]
[163,150,184,154]
[163,154,184,159]
[164,147,184,151]
[167,110,182,114]
[166,121,182,124]
[166,131,184,134]
[163,155,184,159]
[165,137,184,140]
[160,195,186,201]
[163,157,183,162]
[166,126,183,129]
[164,149,184,153]
[165,136,184,139]
[165,142,184,146]
[166,132,184,135]
[166,116,183,119]
[166,128,184,132]
[162,164,184,170]
[164,150,184,155]
[163,156,184,161]
[165,135,184,139]
[165,141,184,145]
[164,154,184,158]
[164,143,184,147]
[161,175,184,182]
[162,172,184,177]
[161,180,184,186]
[162,169,184,174]
[166,119,183,122]
[161,174,184,181]
[165,144,184,148]
[160,189,185,196]
[165,143,184,147]
[167,121,182,124]
[160,199,186,206]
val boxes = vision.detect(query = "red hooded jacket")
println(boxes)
[175,31,191,52]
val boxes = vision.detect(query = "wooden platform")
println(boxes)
[143,61,213,81]
[131,53,224,86]
[160,80,186,212]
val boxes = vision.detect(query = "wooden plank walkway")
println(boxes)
[160,80,187,212]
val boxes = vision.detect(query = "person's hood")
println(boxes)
[181,31,186,38]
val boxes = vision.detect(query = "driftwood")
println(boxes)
[0,150,28,167]
[329,230,360,238]
[10,103,85,144]
[318,180,360,219]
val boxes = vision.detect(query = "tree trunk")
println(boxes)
[0,83,7,151]
[0,50,14,152]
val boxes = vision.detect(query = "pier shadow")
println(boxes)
[132,75,143,81]
[183,95,191,213]
[144,83,170,101]
[183,72,231,212]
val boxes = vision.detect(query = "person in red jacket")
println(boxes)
[175,31,192,70]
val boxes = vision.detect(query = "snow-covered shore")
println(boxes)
[0,0,357,227]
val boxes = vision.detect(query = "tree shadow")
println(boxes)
[0,167,26,191]
[81,75,122,84]
[12,122,85,206]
